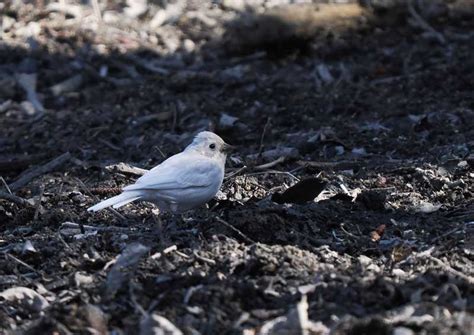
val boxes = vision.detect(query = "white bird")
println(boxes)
[88,131,233,213]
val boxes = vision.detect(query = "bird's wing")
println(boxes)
[123,153,221,191]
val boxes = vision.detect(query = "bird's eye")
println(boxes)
[209,143,216,150]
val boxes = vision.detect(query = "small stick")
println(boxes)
[254,156,286,170]
[183,285,203,304]
[0,191,32,207]
[129,284,147,317]
[258,117,271,157]
[408,0,446,45]
[426,255,474,285]
[0,176,12,194]
[193,251,216,265]
[297,159,364,171]
[91,0,102,22]
[6,253,40,274]
[224,165,247,180]
[215,217,256,244]
[9,152,71,191]
[33,185,44,221]
[61,221,129,232]
[244,170,300,182]
[431,225,464,243]
[98,138,121,152]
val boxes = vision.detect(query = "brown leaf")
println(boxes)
[370,224,386,242]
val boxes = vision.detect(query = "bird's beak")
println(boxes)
[222,143,235,154]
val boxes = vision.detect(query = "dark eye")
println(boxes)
[209,143,216,150]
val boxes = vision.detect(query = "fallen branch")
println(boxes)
[9,152,71,191]
[0,191,32,207]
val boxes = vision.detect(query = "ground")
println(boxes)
[0,1,473,334]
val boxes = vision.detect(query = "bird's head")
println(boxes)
[185,131,234,163]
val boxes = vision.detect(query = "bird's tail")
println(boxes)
[87,191,141,212]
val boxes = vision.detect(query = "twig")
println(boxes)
[258,117,271,157]
[407,0,446,45]
[0,191,32,207]
[332,230,344,242]
[431,225,464,243]
[254,156,286,170]
[61,221,129,232]
[129,284,147,317]
[297,159,406,171]
[33,185,44,221]
[9,152,71,191]
[244,170,300,182]
[228,51,267,66]
[105,162,148,176]
[98,138,122,152]
[224,165,247,180]
[339,223,359,239]
[127,55,170,75]
[215,217,256,244]
[298,159,364,171]
[193,251,216,265]
[150,245,180,260]
[183,285,203,304]
[426,255,474,285]
[91,0,102,22]
[0,176,12,194]
[6,253,40,274]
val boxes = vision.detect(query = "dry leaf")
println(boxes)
[370,224,386,242]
